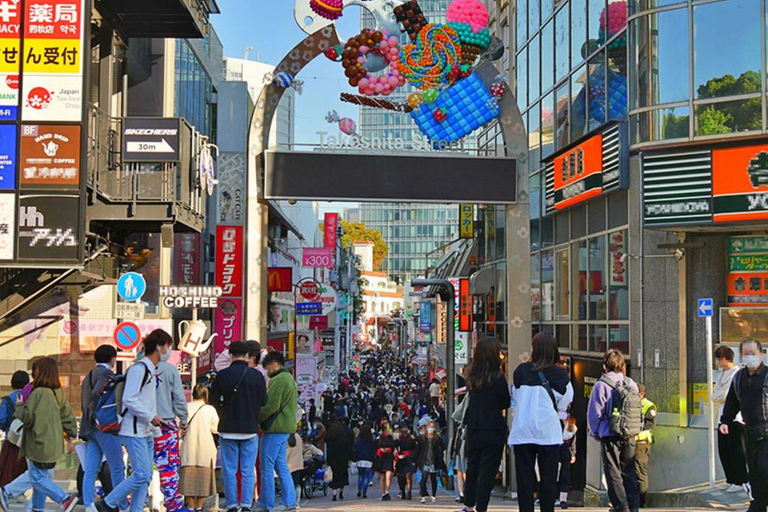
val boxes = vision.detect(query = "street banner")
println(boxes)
[213,297,242,356]
[459,204,473,239]
[215,225,244,296]
[324,212,338,247]
[302,247,334,268]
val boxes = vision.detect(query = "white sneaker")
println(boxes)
[726,484,742,493]
[421,497,427,504]
[431,496,437,503]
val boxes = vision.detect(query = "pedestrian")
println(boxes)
[326,415,352,501]
[720,339,768,512]
[308,399,317,424]
[395,424,417,500]
[461,337,511,512]
[374,422,396,501]
[353,426,375,499]
[713,345,750,495]
[587,349,641,512]
[508,332,574,512]
[209,341,268,512]
[180,383,219,512]
[557,412,577,509]
[79,346,128,512]
[0,370,30,487]
[416,420,444,504]
[256,351,299,512]
[12,357,79,512]
[429,378,441,408]
[450,394,469,504]
[309,418,326,452]
[154,350,189,512]
[95,329,171,512]
[635,383,657,508]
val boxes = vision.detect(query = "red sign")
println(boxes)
[268,267,292,292]
[302,247,335,268]
[173,233,201,286]
[459,278,473,332]
[324,212,339,248]
[24,0,83,39]
[216,225,244,296]
[553,134,604,210]
[214,298,243,356]
[113,321,141,351]
[300,280,320,300]
[309,315,329,330]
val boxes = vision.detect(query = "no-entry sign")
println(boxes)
[114,322,141,351]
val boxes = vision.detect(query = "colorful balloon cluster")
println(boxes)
[394,0,428,41]
[310,0,343,20]
[397,24,462,90]
[341,29,406,96]
[326,110,358,135]
[446,0,489,32]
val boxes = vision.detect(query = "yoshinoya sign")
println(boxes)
[545,122,628,213]
[122,118,181,162]
[712,144,768,223]
[160,286,224,309]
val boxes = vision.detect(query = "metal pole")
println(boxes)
[191,307,198,389]
[706,315,716,488]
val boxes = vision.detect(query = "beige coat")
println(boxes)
[286,435,304,473]
[180,401,219,468]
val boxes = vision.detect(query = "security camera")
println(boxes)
[620,252,629,263]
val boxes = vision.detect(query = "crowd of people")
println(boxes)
[0,329,765,512]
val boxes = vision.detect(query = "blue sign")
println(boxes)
[420,302,431,332]
[117,272,147,302]
[0,125,16,190]
[113,322,142,351]
[0,107,17,122]
[698,298,713,317]
[297,302,322,315]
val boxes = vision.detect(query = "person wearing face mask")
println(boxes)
[395,426,417,500]
[416,421,444,504]
[720,339,768,512]
[153,338,189,512]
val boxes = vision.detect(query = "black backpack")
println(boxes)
[599,376,643,439]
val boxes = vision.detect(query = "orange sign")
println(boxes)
[727,272,768,305]
[713,144,768,223]
[20,124,80,186]
[553,134,603,210]
[459,278,472,332]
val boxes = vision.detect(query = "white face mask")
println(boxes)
[159,347,172,363]
[427,427,435,434]
[742,355,761,369]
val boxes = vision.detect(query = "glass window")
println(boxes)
[573,241,588,320]
[571,66,588,140]
[696,99,762,135]
[529,0,540,38]
[556,82,570,149]
[517,47,528,109]
[607,38,628,121]
[635,0,685,12]
[589,198,606,233]
[574,324,588,351]
[543,0,554,20]
[542,92,555,158]
[634,9,689,108]
[556,249,570,318]
[555,212,570,244]
[587,50,606,128]
[632,106,690,142]
[608,190,628,228]
[571,204,587,238]
[694,0,760,100]
[541,216,554,247]
[589,235,608,320]
[608,229,629,319]
[542,250,555,321]
[495,207,506,258]
[555,6,570,81]
[609,324,630,353]
[588,0,605,46]
[606,0,627,42]
[529,36,541,102]
[572,0,587,68]
[532,253,542,322]
[542,21,555,93]
[590,324,608,352]
[556,324,570,349]
[517,0,528,49]
[531,172,542,219]
[529,102,542,167]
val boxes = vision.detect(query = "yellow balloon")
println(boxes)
[407,92,423,108]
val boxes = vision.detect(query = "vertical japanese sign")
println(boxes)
[0,0,20,120]
[324,212,338,248]
[0,192,13,259]
[215,225,244,358]
[459,278,472,332]
[459,204,473,239]
[213,298,243,355]
[173,233,201,286]
[22,0,85,121]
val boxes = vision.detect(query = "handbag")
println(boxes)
[7,418,23,448]
[261,397,289,431]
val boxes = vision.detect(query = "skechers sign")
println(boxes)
[545,122,628,213]
[122,118,181,162]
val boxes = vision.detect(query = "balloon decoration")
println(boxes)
[310,0,343,20]
[325,110,358,135]
[394,0,429,41]
[446,0,491,65]
[266,71,304,94]
[397,24,463,90]
[324,44,344,61]
[340,92,413,112]
[341,29,406,96]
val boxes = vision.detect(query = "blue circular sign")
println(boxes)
[117,272,146,302]
[114,322,141,351]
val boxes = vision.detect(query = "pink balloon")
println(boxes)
[360,45,369,54]
[357,56,365,64]
[359,77,369,88]
[388,76,398,86]
[375,83,384,92]
[380,40,389,50]
[388,36,399,46]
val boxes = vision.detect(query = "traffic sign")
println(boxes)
[117,272,146,302]
[114,322,142,351]
[297,302,322,315]
[114,302,145,320]
[698,298,713,317]
[300,280,320,300]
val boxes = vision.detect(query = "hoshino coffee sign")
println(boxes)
[160,286,223,309]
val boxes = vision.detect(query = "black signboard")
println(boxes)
[122,118,181,162]
[16,193,80,262]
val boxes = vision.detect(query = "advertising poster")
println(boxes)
[459,204,473,238]
[215,225,243,297]
[16,193,78,262]
[0,192,14,259]
[0,123,16,189]
[20,124,80,186]
[324,212,338,247]
[727,235,768,306]
[0,0,20,120]
[213,297,242,356]
[216,152,245,225]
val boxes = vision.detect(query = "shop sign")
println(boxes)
[215,225,243,296]
[297,302,322,315]
[419,301,431,332]
[729,254,768,272]
[728,235,768,306]
[459,278,472,332]
[16,193,78,262]
[546,122,627,213]
[324,212,338,248]
[609,231,627,287]
[455,331,468,365]
[0,121,16,189]
[173,233,201,286]
[459,204,473,238]
[642,150,713,226]
[302,247,334,268]
[299,279,319,300]
[712,145,768,223]
[729,236,768,254]
[309,315,328,330]
[122,117,181,162]
[0,0,20,120]
[213,298,242,356]
[159,286,223,309]
[19,124,79,186]
[268,267,292,292]
[0,192,13,259]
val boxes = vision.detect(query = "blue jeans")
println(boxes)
[220,436,259,508]
[3,470,43,510]
[28,461,67,509]
[258,433,297,510]
[357,467,373,494]
[105,436,152,512]
[84,431,127,507]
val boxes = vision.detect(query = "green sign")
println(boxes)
[729,254,768,271]
[729,236,768,254]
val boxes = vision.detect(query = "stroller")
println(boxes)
[300,454,328,499]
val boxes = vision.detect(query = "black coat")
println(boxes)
[210,361,268,434]
[326,422,353,466]
[416,435,445,471]
[464,372,510,433]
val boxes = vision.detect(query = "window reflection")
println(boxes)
[542,92,555,158]
[571,66,588,140]
[608,230,629,319]
[529,102,542,166]
[556,83,570,149]
[572,0,587,68]
[588,0,605,47]
[542,21,555,93]
[555,6,570,81]
[556,249,570,318]
[530,36,541,101]
[573,241,588,320]
[589,235,608,320]
[607,48,628,121]
[609,325,630,354]
[517,0,528,49]
[588,50,606,128]
[590,324,608,352]
[529,0,541,38]
[542,251,555,321]
[518,47,528,109]
[695,99,761,135]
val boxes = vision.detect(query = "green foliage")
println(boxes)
[696,71,761,133]
[661,111,689,139]
[698,106,733,136]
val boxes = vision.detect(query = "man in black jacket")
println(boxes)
[720,339,768,512]
[210,341,268,512]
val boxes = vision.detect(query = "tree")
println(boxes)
[698,106,733,136]
[339,220,389,271]
[697,71,761,133]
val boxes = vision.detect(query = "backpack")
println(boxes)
[0,394,15,432]
[599,375,643,439]
[94,362,151,433]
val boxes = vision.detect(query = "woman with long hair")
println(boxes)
[395,424,417,500]
[460,337,510,512]
[325,415,352,501]
[179,383,219,512]
[508,332,574,512]
[416,420,445,504]
[14,357,79,512]
[353,425,375,499]
[373,422,396,501]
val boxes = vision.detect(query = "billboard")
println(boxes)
[713,145,768,223]
[459,204,473,238]
[20,124,80,186]
[324,212,338,248]
[16,193,79,262]
[215,225,244,297]
[122,118,181,162]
